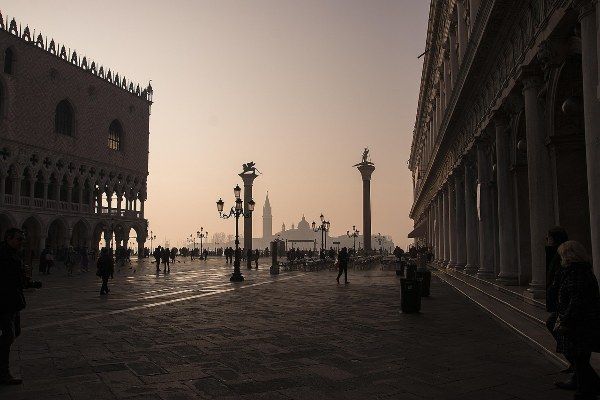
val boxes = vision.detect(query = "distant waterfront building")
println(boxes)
[408,0,600,295]
[0,13,153,258]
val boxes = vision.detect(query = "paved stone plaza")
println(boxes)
[1,259,571,399]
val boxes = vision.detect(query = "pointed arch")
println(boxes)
[55,99,74,136]
[108,120,123,151]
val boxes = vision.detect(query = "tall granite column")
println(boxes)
[448,176,457,268]
[469,0,480,31]
[239,169,259,269]
[464,156,479,274]
[494,113,519,284]
[454,168,466,269]
[521,68,554,296]
[579,2,600,278]
[357,162,376,253]
[476,138,495,278]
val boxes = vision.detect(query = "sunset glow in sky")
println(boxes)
[5,0,430,248]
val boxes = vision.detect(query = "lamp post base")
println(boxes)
[230,272,244,282]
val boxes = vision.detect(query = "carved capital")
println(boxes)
[571,0,597,20]
[519,65,543,92]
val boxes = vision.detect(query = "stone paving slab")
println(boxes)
[0,258,573,399]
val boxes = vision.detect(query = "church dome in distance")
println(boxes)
[298,215,310,231]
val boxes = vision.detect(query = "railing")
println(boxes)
[3,196,143,219]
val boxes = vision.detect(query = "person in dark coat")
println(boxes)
[254,249,259,269]
[153,246,161,273]
[161,247,170,273]
[545,227,574,385]
[336,247,350,284]
[96,248,114,295]
[0,228,26,385]
[554,241,600,398]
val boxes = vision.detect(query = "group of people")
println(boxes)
[152,246,175,274]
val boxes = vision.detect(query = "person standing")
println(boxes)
[254,249,259,269]
[0,228,26,385]
[554,241,600,398]
[153,246,161,273]
[161,247,170,273]
[336,247,349,284]
[96,248,114,295]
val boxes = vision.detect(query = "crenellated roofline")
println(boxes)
[0,11,154,103]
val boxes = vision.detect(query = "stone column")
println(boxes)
[457,0,468,62]
[443,185,450,265]
[579,2,600,278]
[42,179,49,208]
[137,232,146,260]
[444,49,452,106]
[14,172,21,206]
[116,194,123,216]
[0,170,5,206]
[140,199,145,218]
[464,157,479,274]
[476,138,495,278]
[66,182,73,204]
[454,168,467,269]
[450,24,459,88]
[106,192,113,214]
[29,179,35,202]
[494,114,519,284]
[448,176,457,268]
[357,163,376,253]
[521,68,554,296]
[469,0,480,31]
[77,185,83,204]
[240,170,259,269]
[438,192,445,264]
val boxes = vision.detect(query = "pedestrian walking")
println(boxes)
[153,246,161,273]
[336,247,349,284]
[161,247,170,273]
[553,241,600,399]
[96,248,114,295]
[254,249,259,269]
[0,228,26,385]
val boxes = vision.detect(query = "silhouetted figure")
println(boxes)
[153,246,161,273]
[254,249,259,269]
[65,246,76,276]
[0,228,26,385]
[545,227,574,384]
[96,247,114,295]
[161,247,170,273]
[170,248,177,264]
[336,247,349,284]
[80,247,89,272]
[554,241,600,398]
[203,249,208,261]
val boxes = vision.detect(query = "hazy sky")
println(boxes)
[4,0,429,248]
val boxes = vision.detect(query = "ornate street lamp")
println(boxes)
[197,227,209,260]
[312,214,330,259]
[216,186,255,282]
[150,230,157,253]
[347,225,359,253]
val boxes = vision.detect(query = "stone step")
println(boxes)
[432,268,567,368]
[433,266,600,371]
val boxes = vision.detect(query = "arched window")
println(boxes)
[4,48,13,74]
[108,120,122,151]
[55,100,74,136]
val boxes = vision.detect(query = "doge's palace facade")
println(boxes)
[409,0,600,297]
[0,13,152,259]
